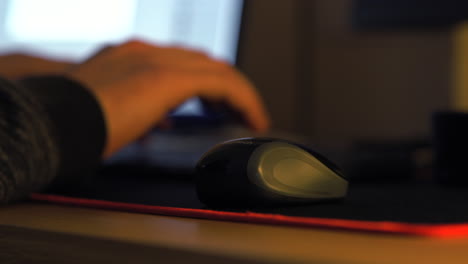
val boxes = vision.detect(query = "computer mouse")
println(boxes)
[195,138,348,207]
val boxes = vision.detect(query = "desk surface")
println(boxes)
[1,202,468,264]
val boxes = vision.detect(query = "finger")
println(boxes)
[225,82,271,132]
[119,39,210,60]
[193,71,271,133]
[157,46,210,59]
[79,44,117,64]
[214,68,271,132]
[92,44,115,56]
[148,49,216,68]
[155,118,173,130]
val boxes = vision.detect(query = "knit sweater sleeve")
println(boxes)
[0,76,106,203]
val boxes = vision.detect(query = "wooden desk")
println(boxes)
[1,202,468,264]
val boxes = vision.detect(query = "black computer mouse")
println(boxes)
[195,138,348,207]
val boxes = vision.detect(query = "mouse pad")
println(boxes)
[30,166,468,238]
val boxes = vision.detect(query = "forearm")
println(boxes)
[0,76,106,203]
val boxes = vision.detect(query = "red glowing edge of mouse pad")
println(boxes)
[29,193,468,238]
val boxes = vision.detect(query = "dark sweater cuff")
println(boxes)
[18,76,107,189]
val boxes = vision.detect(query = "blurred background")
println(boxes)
[238,0,468,181]
[3,0,468,181]
[240,0,463,151]
[239,0,468,181]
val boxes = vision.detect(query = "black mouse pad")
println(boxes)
[31,166,468,238]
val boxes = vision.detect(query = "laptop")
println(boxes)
[0,0,306,172]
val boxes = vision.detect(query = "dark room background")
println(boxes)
[238,0,462,154]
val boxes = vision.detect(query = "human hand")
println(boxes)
[0,53,74,80]
[67,40,271,157]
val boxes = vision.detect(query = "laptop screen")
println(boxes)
[0,0,243,62]
[0,0,245,116]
